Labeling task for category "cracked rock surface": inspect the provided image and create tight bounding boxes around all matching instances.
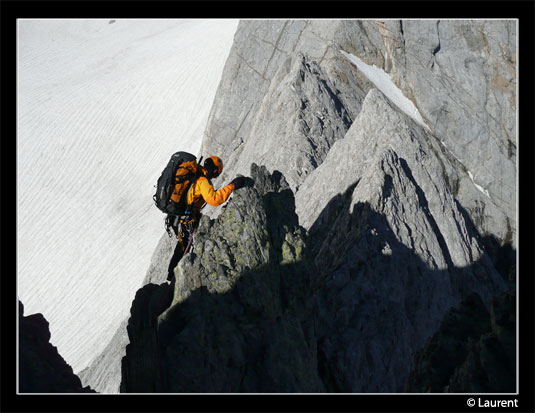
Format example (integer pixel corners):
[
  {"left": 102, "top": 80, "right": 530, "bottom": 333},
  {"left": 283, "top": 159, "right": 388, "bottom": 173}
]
[
  {"left": 300, "top": 91, "right": 506, "bottom": 392},
  {"left": 406, "top": 290, "right": 516, "bottom": 393}
]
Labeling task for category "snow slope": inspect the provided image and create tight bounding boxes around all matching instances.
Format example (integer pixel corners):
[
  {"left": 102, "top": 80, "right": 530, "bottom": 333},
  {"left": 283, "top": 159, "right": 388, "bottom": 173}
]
[{"left": 17, "top": 19, "right": 238, "bottom": 373}]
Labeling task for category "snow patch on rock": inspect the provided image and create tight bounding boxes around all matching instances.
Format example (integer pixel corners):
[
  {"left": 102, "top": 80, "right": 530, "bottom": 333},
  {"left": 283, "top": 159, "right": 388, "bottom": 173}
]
[
  {"left": 468, "top": 171, "right": 491, "bottom": 199},
  {"left": 340, "top": 50, "right": 429, "bottom": 131}
]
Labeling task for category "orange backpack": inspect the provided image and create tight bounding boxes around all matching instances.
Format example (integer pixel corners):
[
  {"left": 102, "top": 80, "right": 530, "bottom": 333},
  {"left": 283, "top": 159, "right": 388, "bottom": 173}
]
[
  {"left": 170, "top": 159, "right": 198, "bottom": 204},
  {"left": 153, "top": 152, "right": 201, "bottom": 216}
]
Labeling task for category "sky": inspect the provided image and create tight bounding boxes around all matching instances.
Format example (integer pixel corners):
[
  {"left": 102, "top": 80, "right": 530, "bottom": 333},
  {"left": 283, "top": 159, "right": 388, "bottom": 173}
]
[{"left": 17, "top": 18, "right": 239, "bottom": 373}]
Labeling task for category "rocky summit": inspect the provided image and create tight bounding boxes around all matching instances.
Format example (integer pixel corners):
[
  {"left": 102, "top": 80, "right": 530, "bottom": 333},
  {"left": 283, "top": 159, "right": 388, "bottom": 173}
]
[{"left": 81, "top": 19, "right": 516, "bottom": 393}]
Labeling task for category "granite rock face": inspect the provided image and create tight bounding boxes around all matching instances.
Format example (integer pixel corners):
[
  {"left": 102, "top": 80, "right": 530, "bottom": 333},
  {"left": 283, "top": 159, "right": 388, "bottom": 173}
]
[
  {"left": 218, "top": 52, "right": 354, "bottom": 193},
  {"left": 120, "top": 282, "right": 172, "bottom": 393},
  {"left": 197, "top": 19, "right": 514, "bottom": 393},
  {"left": 201, "top": 20, "right": 371, "bottom": 207},
  {"left": 18, "top": 301, "right": 95, "bottom": 393},
  {"left": 89, "top": 20, "right": 516, "bottom": 393},
  {"left": 354, "top": 20, "right": 516, "bottom": 249},
  {"left": 78, "top": 318, "right": 128, "bottom": 393},
  {"left": 202, "top": 20, "right": 516, "bottom": 253},
  {"left": 119, "top": 163, "right": 508, "bottom": 392}
]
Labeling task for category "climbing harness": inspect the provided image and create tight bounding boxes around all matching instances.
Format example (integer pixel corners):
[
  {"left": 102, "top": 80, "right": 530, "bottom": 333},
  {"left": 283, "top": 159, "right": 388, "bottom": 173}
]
[{"left": 165, "top": 187, "right": 196, "bottom": 237}]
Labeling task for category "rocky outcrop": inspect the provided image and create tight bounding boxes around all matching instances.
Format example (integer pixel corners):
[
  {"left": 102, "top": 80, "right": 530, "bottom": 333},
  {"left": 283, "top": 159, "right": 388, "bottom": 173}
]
[
  {"left": 78, "top": 318, "right": 128, "bottom": 394},
  {"left": 18, "top": 301, "right": 95, "bottom": 393},
  {"left": 298, "top": 88, "right": 507, "bottom": 297},
  {"left": 360, "top": 20, "right": 516, "bottom": 247},
  {"left": 120, "top": 282, "right": 172, "bottom": 392},
  {"left": 202, "top": 20, "right": 369, "bottom": 197},
  {"left": 216, "top": 52, "right": 354, "bottom": 193},
  {"left": 406, "top": 291, "right": 516, "bottom": 393},
  {"left": 121, "top": 166, "right": 325, "bottom": 392},
  {"left": 196, "top": 21, "right": 516, "bottom": 392}
]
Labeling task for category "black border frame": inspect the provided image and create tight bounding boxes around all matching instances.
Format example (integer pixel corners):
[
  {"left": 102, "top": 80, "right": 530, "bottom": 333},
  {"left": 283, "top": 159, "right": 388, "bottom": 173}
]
[{"left": 2, "top": 1, "right": 533, "bottom": 412}]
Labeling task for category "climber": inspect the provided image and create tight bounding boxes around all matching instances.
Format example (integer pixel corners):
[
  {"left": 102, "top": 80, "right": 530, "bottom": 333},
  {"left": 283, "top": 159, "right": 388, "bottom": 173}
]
[{"left": 166, "top": 156, "right": 246, "bottom": 281}]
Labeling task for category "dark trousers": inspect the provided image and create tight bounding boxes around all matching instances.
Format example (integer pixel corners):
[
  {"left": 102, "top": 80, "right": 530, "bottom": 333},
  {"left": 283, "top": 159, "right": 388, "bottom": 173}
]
[{"left": 167, "top": 220, "right": 193, "bottom": 281}]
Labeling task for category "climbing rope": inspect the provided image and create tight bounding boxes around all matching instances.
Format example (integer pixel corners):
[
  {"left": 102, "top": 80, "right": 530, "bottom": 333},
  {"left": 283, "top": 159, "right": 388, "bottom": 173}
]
[{"left": 183, "top": 223, "right": 198, "bottom": 255}]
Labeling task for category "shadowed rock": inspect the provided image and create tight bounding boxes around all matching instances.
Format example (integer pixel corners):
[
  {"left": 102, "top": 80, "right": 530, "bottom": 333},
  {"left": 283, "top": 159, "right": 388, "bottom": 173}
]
[
  {"left": 18, "top": 301, "right": 95, "bottom": 393},
  {"left": 406, "top": 290, "right": 516, "bottom": 393}
]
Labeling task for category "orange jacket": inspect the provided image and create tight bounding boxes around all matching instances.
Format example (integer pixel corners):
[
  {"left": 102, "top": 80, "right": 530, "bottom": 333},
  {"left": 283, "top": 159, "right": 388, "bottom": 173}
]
[{"left": 186, "top": 168, "right": 235, "bottom": 212}]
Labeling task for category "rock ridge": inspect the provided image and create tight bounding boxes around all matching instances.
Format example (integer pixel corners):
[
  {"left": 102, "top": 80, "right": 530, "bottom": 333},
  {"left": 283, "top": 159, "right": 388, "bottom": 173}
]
[
  {"left": 121, "top": 165, "right": 324, "bottom": 392},
  {"left": 119, "top": 164, "right": 510, "bottom": 393},
  {"left": 203, "top": 19, "right": 516, "bottom": 252},
  {"left": 406, "top": 290, "right": 516, "bottom": 393}
]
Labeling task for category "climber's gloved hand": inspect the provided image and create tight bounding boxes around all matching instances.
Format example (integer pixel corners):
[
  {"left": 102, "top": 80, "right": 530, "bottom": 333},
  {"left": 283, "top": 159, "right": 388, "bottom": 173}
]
[{"left": 231, "top": 176, "right": 246, "bottom": 190}]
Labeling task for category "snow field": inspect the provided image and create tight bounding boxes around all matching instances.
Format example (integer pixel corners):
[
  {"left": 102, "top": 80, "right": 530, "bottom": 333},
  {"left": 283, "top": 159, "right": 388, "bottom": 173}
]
[{"left": 17, "top": 19, "right": 238, "bottom": 373}]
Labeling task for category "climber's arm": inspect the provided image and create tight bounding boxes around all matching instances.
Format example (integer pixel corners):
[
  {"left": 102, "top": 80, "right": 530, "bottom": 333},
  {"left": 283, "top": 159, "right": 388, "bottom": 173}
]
[{"left": 197, "top": 177, "right": 235, "bottom": 207}]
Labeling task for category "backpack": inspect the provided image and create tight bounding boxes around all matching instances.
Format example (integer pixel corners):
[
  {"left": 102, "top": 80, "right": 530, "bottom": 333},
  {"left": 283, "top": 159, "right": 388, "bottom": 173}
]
[{"left": 153, "top": 151, "right": 201, "bottom": 217}]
